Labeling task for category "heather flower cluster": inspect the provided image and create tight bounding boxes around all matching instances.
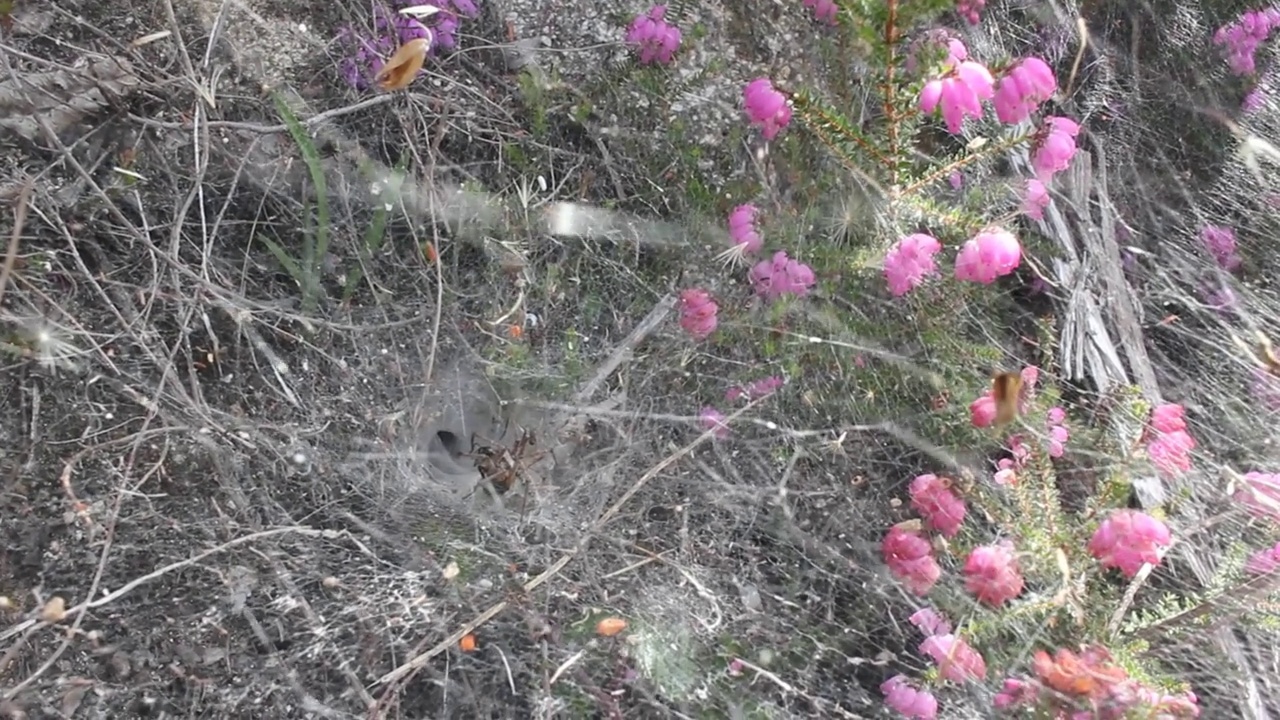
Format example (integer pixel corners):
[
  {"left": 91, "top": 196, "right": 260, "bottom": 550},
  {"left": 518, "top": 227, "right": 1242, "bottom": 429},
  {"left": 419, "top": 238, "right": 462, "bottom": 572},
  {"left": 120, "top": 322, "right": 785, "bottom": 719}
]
[
  {"left": 963, "top": 542, "right": 1025, "bottom": 606},
  {"left": 1087, "top": 509, "right": 1173, "bottom": 578},
  {"left": 1044, "top": 406, "right": 1069, "bottom": 457},
  {"left": 625, "top": 5, "right": 682, "bottom": 66},
  {"left": 749, "top": 251, "right": 816, "bottom": 300},
  {"left": 678, "top": 289, "right": 718, "bottom": 340},
  {"left": 881, "top": 38, "right": 1082, "bottom": 297},
  {"left": 883, "top": 233, "right": 941, "bottom": 297},
  {"left": 336, "top": 0, "right": 477, "bottom": 90},
  {"left": 909, "top": 474, "right": 966, "bottom": 538},
  {"left": 725, "top": 203, "right": 764, "bottom": 260},
  {"left": 882, "top": 524, "right": 942, "bottom": 596},
  {"left": 743, "top": 78, "right": 792, "bottom": 140},
  {"left": 954, "top": 0, "right": 985, "bottom": 26},
  {"left": 995, "top": 646, "right": 1199, "bottom": 718},
  {"left": 953, "top": 227, "right": 1022, "bottom": 284},
  {"left": 881, "top": 607, "right": 991, "bottom": 717},
  {"left": 1213, "top": 7, "right": 1280, "bottom": 76},
  {"left": 881, "top": 674, "right": 938, "bottom": 720},
  {"left": 1146, "top": 403, "right": 1196, "bottom": 476}
]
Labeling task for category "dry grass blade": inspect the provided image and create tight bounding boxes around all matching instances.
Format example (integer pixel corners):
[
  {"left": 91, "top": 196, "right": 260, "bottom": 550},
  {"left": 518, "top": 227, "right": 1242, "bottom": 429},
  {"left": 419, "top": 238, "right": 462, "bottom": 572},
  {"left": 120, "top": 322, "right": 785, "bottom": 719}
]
[
  {"left": 0, "top": 177, "right": 31, "bottom": 307},
  {"left": 375, "top": 38, "right": 430, "bottom": 92}
]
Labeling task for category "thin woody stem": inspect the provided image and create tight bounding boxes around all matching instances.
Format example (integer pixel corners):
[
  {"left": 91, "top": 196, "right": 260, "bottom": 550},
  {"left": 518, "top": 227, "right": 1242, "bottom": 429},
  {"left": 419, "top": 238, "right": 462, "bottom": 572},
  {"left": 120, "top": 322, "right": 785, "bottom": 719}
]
[
  {"left": 897, "top": 131, "right": 1034, "bottom": 199},
  {"left": 882, "top": 0, "right": 900, "bottom": 185}
]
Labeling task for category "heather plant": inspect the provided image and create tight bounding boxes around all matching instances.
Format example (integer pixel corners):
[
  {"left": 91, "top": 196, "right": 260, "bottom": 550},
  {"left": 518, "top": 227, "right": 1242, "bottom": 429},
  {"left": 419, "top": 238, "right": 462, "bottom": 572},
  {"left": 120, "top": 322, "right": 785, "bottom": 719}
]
[{"left": 646, "top": 1, "right": 1280, "bottom": 717}]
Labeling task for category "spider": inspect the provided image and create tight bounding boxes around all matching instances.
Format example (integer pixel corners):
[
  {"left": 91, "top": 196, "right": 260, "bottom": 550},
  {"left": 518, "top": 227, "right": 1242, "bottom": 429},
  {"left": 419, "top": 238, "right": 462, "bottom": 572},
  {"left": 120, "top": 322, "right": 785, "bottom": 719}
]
[{"left": 460, "top": 424, "right": 543, "bottom": 520}]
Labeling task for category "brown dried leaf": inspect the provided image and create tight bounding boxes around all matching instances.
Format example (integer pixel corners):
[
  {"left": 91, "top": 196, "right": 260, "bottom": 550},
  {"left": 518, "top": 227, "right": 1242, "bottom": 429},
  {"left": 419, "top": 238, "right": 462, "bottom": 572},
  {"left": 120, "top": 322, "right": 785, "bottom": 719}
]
[{"left": 375, "top": 39, "right": 429, "bottom": 92}]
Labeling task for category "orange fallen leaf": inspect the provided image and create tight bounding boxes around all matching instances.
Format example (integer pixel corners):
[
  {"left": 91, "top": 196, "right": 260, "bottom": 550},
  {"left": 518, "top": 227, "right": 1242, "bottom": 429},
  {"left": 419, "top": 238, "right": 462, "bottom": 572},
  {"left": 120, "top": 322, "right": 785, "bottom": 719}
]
[
  {"left": 375, "top": 38, "right": 430, "bottom": 91},
  {"left": 423, "top": 241, "right": 438, "bottom": 263},
  {"left": 508, "top": 324, "right": 523, "bottom": 339},
  {"left": 459, "top": 633, "right": 477, "bottom": 652},
  {"left": 596, "top": 617, "right": 627, "bottom": 637}
]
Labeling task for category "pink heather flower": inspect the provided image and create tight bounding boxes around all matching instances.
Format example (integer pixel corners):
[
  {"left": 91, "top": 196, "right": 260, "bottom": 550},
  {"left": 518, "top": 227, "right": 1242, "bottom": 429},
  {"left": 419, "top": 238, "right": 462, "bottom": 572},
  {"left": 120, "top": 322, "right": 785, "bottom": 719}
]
[
  {"left": 963, "top": 543, "right": 1025, "bottom": 606},
  {"left": 1151, "top": 403, "right": 1187, "bottom": 433},
  {"left": 726, "top": 375, "right": 785, "bottom": 402},
  {"left": 802, "top": 0, "right": 837, "bottom": 25},
  {"left": 882, "top": 526, "right": 941, "bottom": 596},
  {"left": 920, "top": 59, "right": 995, "bottom": 134},
  {"left": 1031, "top": 116, "right": 1080, "bottom": 182},
  {"left": 678, "top": 288, "right": 718, "bottom": 340},
  {"left": 749, "top": 250, "right": 815, "bottom": 300},
  {"left": 727, "top": 203, "right": 764, "bottom": 255},
  {"left": 954, "top": 227, "right": 1022, "bottom": 284},
  {"left": 698, "top": 407, "right": 729, "bottom": 439},
  {"left": 1133, "top": 687, "right": 1201, "bottom": 718},
  {"left": 954, "top": 0, "right": 985, "bottom": 25},
  {"left": 1020, "top": 365, "right": 1040, "bottom": 390},
  {"left": 993, "top": 677, "right": 1036, "bottom": 710},
  {"left": 1234, "top": 471, "right": 1280, "bottom": 521},
  {"left": 1046, "top": 407, "right": 1069, "bottom": 458},
  {"left": 949, "top": 171, "right": 964, "bottom": 189},
  {"left": 920, "top": 634, "right": 987, "bottom": 683},
  {"left": 880, "top": 674, "right": 938, "bottom": 720},
  {"left": 1146, "top": 403, "right": 1195, "bottom": 476},
  {"left": 1088, "top": 509, "right": 1172, "bottom": 578},
  {"left": 993, "top": 467, "right": 1017, "bottom": 486},
  {"left": 970, "top": 394, "right": 997, "bottom": 428},
  {"left": 884, "top": 233, "right": 942, "bottom": 297},
  {"left": 993, "top": 57, "right": 1057, "bottom": 124},
  {"left": 1214, "top": 9, "right": 1280, "bottom": 76},
  {"left": 1200, "top": 224, "right": 1242, "bottom": 271},
  {"left": 743, "top": 78, "right": 791, "bottom": 140},
  {"left": 1148, "top": 430, "right": 1195, "bottom": 475},
  {"left": 908, "top": 607, "right": 951, "bottom": 636},
  {"left": 625, "top": 5, "right": 682, "bottom": 66},
  {"left": 1022, "top": 178, "right": 1050, "bottom": 219},
  {"left": 909, "top": 474, "right": 966, "bottom": 538},
  {"left": 1245, "top": 542, "right": 1280, "bottom": 575}
]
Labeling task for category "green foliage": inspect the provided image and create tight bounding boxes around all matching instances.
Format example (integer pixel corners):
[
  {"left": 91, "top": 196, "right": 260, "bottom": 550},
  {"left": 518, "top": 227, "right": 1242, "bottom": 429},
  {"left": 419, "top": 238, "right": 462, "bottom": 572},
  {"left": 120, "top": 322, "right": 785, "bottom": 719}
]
[
  {"left": 343, "top": 150, "right": 408, "bottom": 303},
  {"left": 261, "top": 96, "right": 331, "bottom": 314}
]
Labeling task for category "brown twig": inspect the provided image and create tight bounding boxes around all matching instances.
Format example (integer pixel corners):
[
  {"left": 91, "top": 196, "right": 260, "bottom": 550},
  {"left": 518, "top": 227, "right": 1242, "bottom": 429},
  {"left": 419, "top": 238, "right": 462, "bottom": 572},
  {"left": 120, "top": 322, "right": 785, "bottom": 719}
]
[{"left": 0, "top": 177, "right": 32, "bottom": 308}]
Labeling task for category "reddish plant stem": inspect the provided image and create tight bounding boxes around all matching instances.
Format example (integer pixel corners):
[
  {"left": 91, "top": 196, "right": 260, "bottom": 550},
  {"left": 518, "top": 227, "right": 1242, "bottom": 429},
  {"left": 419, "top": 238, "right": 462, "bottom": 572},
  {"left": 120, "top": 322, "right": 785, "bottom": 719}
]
[{"left": 882, "top": 0, "right": 900, "bottom": 183}]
